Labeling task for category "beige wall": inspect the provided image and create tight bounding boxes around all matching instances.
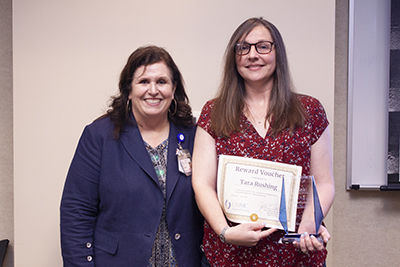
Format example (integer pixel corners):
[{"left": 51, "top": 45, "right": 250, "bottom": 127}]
[
  {"left": 10, "top": 0, "right": 397, "bottom": 266},
  {"left": 12, "top": 1, "right": 334, "bottom": 266},
  {"left": 0, "top": 0, "right": 14, "bottom": 267},
  {"left": 333, "top": 1, "right": 400, "bottom": 266}
]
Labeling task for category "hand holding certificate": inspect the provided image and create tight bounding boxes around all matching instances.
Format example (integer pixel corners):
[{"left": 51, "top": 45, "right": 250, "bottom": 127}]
[
  {"left": 217, "top": 155, "right": 302, "bottom": 232},
  {"left": 217, "top": 155, "right": 325, "bottom": 246}
]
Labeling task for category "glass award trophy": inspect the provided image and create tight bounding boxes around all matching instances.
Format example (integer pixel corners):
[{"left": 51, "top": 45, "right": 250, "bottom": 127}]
[{"left": 278, "top": 175, "right": 324, "bottom": 244}]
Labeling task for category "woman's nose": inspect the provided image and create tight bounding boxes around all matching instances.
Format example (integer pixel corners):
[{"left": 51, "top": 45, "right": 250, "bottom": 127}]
[
  {"left": 148, "top": 82, "right": 158, "bottom": 94},
  {"left": 248, "top": 46, "right": 259, "bottom": 58}
]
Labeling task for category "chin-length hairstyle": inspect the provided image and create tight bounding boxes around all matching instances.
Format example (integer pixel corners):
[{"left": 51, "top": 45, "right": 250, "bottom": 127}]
[
  {"left": 99, "top": 45, "right": 193, "bottom": 139},
  {"left": 211, "top": 17, "right": 307, "bottom": 138}
]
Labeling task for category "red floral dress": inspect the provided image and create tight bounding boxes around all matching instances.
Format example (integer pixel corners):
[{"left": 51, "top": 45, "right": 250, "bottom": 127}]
[{"left": 197, "top": 95, "right": 329, "bottom": 267}]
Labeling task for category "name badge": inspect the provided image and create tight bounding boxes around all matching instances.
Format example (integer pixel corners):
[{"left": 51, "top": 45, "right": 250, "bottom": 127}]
[{"left": 176, "top": 133, "right": 192, "bottom": 176}]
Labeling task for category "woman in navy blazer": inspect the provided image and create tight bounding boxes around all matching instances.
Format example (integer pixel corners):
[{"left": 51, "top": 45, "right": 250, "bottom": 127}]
[{"left": 60, "top": 46, "right": 204, "bottom": 266}]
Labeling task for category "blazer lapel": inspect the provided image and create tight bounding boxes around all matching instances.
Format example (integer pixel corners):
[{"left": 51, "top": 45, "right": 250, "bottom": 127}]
[
  {"left": 119, "top": 122, "right": 159, "bottom": 185},
  {"left": 119, "top": 118, "right": 192, "bottom": 198},
  {"left": 166, "top": 124, "right": 190, "bottom": 202}
]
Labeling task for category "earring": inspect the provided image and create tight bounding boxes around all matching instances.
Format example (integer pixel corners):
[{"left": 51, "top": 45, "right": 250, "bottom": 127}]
[
  {"left": 169, "top": 99, "right": 177, "bottom": 116},
  {"left": 126, "top": 99, "right": 131, "bottom": 115}
]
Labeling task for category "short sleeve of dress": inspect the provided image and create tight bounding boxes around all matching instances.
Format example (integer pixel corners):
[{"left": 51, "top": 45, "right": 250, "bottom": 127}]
[
  {"left": 196, "top": 100, "right": 216, "bottom": 139},
  {"left": 300, "top": 95, "right": 329, "bottom": 145}
]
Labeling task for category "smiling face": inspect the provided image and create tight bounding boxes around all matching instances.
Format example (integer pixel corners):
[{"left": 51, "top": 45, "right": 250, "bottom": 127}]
[
  {"left": 129, "top": 61, "right": 175, "bottom": 124},
  {"left": 235, "top": 25, "right": 276, "bottom": 89}
]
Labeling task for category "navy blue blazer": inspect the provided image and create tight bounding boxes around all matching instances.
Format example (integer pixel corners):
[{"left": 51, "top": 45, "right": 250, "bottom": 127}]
[{"left": 60, "top": 116, "right": 204, "bottom": 266}]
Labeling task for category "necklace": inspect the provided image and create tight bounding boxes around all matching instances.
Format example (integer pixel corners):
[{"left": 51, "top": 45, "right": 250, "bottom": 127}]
[{"left": 246, "top": 106, "right": 266, "bottom": 124}]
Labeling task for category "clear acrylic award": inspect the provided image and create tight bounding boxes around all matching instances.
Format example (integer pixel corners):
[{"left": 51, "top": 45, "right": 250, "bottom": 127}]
[{"left": 278, "top": 175, "right": 324, "bottom": 244}]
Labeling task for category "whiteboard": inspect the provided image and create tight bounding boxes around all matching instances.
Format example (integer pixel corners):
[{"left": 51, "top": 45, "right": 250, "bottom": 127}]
[{"left": 347, "top": 0, "right": 390, "bottom": 189}]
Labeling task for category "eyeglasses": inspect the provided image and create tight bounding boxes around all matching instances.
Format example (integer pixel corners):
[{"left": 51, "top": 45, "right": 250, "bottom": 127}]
[{"left": 234, "top": 41, "right": 275, "bottom": 55}]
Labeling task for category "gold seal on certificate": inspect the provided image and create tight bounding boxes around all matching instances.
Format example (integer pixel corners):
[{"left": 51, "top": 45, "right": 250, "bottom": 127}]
[{"left": 217, "top": 155, "right": 302, "bottom": 232}]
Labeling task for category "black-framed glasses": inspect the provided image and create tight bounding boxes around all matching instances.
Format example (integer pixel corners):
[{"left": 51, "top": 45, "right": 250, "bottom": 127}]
[{"left": 234, "top": 41, "right": 275, "bottom": 55}]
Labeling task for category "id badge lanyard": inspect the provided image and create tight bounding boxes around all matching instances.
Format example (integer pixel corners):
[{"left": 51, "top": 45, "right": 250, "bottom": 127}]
[{"left": 176, "top": 133, "right": 192, "bottom": 176}]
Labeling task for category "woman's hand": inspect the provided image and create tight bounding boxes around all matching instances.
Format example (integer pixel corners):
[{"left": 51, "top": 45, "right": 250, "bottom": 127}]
[
  {"left": 224, "top": 223, "right": 277, "bottom": 247},
  {"left": 293, "top": 225, "right": 330, "bottom": 253}
]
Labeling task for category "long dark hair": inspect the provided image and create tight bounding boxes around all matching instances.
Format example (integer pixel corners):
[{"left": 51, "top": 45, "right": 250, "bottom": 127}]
[
  {"left": 211, "top": 17, "right": 307, "bottom": 138},
  {"left": 98, "top": 45, "right": 193, "bottom": 139}
]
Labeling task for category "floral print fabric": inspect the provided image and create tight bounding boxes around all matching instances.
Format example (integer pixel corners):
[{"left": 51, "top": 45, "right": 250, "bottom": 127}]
[
  {"left": 197, "top": 95, "right": 329, "bottom": 266},
  {"left": 145, "top": 139, "right": 178, "bottom": 267}
]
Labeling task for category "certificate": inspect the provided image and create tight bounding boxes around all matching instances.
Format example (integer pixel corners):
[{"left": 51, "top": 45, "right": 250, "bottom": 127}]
[{"left": 217, "top": 155, "right": 302, "bottom": 232}]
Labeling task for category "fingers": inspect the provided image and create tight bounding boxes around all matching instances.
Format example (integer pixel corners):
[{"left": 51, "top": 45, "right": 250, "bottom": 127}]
[
  {"left": 311, "top": 235, "right": 324, "bottom": 250},
  {"left": 292, "top": 225, "right": 331, "bottom": 253},
  {"left": 300, "top": 232, "right": 314, "bottom": 253},
  {"left": 319, "top": 227, "right": 331, "bottom": 243},
  {"left": 260, "top": 227, "right": 278, "bottom": 239},
  {"left": 248, "top": 222, "right": 267, "bottom": 231},
  {"left": 295, "top": 232, "right": 326, "bottom": 253},
  {"left": 224, "top": 223, "right": 276, "bottom": 247},
  {"left": 249, "top": 223, "right": 277, "bottom": 240}
]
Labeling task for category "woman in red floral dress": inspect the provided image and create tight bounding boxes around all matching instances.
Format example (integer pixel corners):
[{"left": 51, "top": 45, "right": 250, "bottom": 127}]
[{"left": 192, "top": 17, "right": 335, "bottom": 267}]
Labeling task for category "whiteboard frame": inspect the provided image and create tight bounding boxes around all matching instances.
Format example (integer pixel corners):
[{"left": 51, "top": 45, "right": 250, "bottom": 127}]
[{"left": 347, "top": 0, "right": 390, "bottom": 189}]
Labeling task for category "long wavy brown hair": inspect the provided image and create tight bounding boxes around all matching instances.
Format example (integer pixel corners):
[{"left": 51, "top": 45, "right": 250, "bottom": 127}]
[
  {"left": 98, "top": 45, "right": 193, "bottom": 139},
  {"left": 211, "top": 17, "right": 307, "bottom": 138}
]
